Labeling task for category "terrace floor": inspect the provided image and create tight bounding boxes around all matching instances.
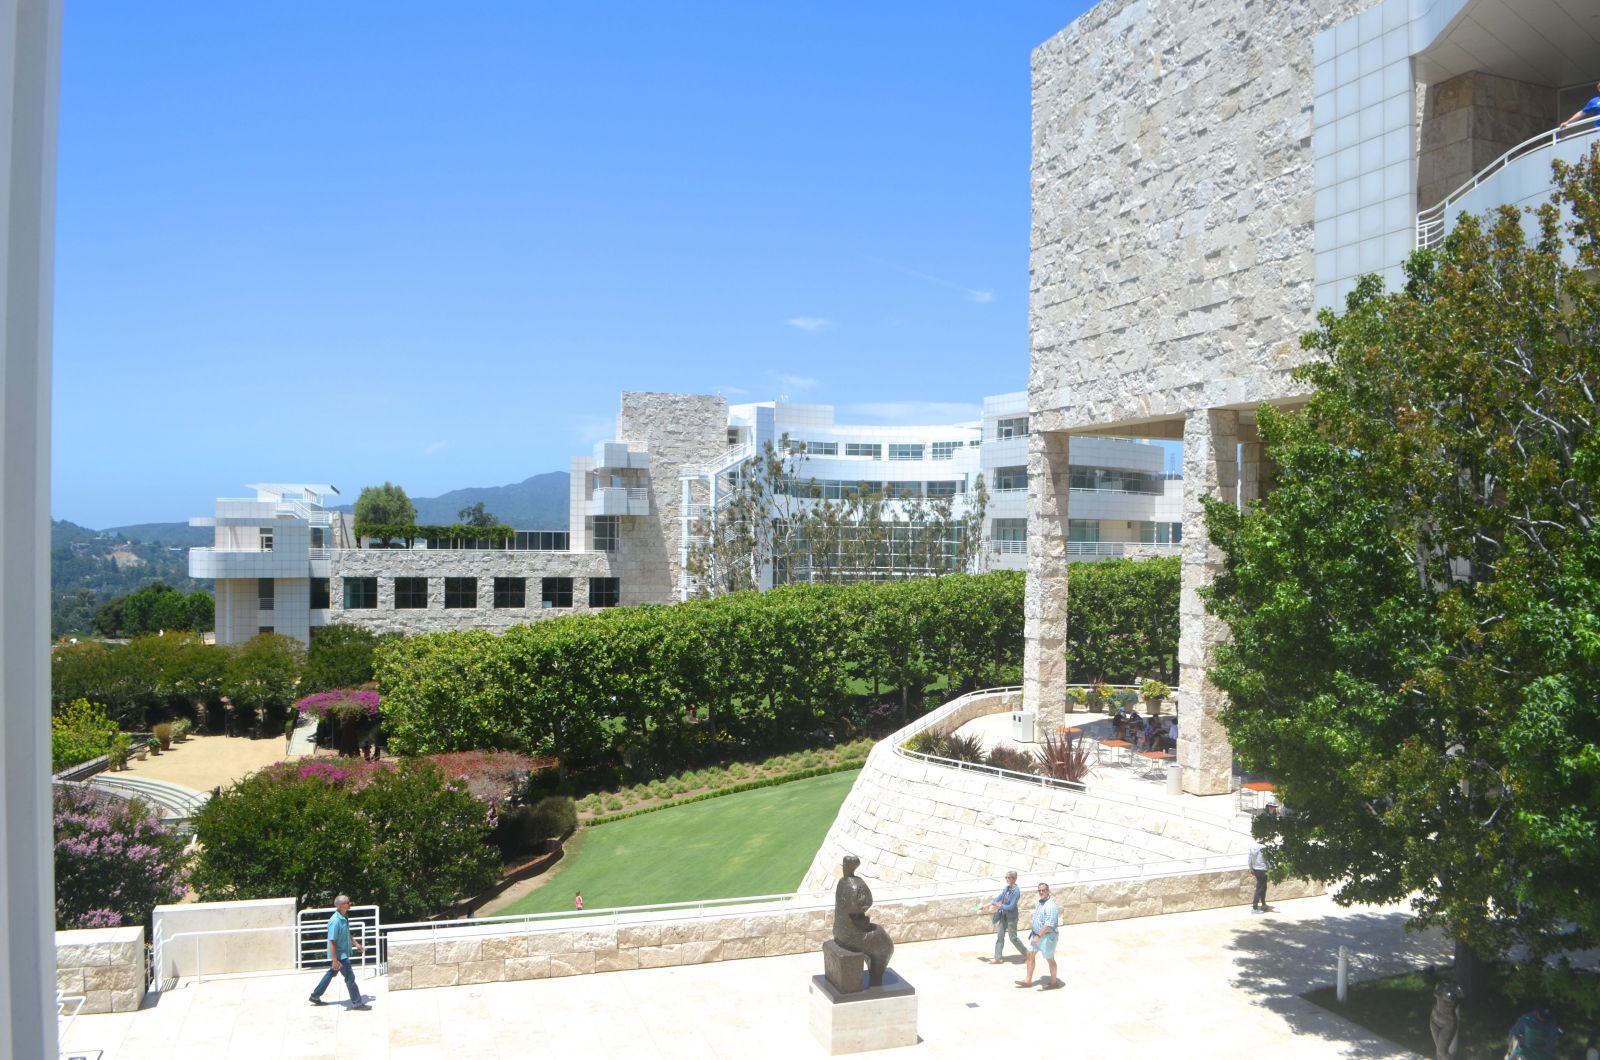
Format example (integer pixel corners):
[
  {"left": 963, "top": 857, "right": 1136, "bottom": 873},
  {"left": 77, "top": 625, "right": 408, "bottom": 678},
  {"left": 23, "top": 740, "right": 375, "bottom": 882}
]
[{"left": 63, "top": 893, "right": 1446, "bottom": 1059}]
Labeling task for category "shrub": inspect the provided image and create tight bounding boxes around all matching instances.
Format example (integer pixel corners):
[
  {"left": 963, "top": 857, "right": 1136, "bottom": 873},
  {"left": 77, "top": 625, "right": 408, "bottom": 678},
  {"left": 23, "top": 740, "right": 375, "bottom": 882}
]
[
  {"left": 728, "top": 762, "right": 749, "bottom": 779},
  {"left": 54, "top": 785, "right": 189, "bottom": 929},
  {"left": 192, "top": 760, "right": 498, "bottom": 921},
  {"left": 903, "top": 730, "right": 948, "bottom": 757},
  {"left": 295, "top": 688, "right": 381, "bottom": 722},
  {"left": 50, "top": 699, "right": 120, "bottom": 772},
  {"left": 603, "top": 795, "right": 623, "bottom": 811},
  {"left": 152, "top": 722, "right": 173, "bottom": 746},
  {"left": 1033, "top": 732, "right": 1094, "bottom": 784},
  {"left": 986, "top": 745, "right": 1037, "bottom": 774},
  {"left": 942, "top": 734, "right": 986, "bottom": 763}
]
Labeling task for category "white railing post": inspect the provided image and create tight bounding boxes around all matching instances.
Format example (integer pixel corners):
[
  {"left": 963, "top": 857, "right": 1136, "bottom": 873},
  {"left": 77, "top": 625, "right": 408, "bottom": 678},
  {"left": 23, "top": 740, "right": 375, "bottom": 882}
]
[{"left": 1336, "top": 945, "right": 1349, "bottom": 1003}]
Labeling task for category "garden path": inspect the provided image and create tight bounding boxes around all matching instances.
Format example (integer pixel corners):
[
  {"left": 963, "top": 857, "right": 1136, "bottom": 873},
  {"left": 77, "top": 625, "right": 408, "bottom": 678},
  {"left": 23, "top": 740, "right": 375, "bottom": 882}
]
[{"left": 116, "top": 732, "right": 296, "bottom": 793}]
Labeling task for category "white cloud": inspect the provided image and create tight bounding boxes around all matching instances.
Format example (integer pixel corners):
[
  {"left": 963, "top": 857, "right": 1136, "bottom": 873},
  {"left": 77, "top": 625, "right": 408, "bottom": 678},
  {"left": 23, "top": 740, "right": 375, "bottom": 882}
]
[
  {"left": 846, "top": 400, "right": 983, "bottom": 425},
  {"left": 785, "top": 316, "right": 832, "bottom": 333},
  {"left": 717, "top": 385, "right": 749, "bottom": 397},
  {"left": 872, "top": 258, "right": 995, "bottom": 305}
]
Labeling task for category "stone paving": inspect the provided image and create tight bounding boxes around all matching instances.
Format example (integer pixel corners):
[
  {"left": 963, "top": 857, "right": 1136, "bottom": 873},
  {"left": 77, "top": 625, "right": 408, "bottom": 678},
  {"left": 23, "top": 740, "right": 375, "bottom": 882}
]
[{"left": 63, "top": 894, "right": 1447, "bottom": 1059}]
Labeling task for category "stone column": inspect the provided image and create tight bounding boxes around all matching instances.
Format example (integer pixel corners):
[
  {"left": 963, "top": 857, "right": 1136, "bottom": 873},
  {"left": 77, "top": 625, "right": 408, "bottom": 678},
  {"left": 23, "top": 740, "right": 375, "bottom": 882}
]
[
  {"left": 1238, "top": 440, "right": 1275, "bottom": 506},
  {"left": 1022, "top": 429, "right": 1071, "bottom": 731},
  {"left": 1, "top": 2, "right": 63, "bottom": 1056},
  {"left": 1176, "top": 410, "right": 1238, "bottom": 796}
]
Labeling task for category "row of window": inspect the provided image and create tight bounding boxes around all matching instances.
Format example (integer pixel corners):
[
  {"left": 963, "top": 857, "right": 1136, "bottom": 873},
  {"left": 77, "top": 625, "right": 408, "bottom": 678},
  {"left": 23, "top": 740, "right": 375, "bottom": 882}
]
[
  {"left": 990, "top": 464, "right": 1171, "bottom": 495},
  {"left": 785, "top": 440, "right": 976, "bottom": 461},
  {"left": 990, "top": 519, "right": 1180, "bottom": 545},
  {"left": 337, "top": 576, "right": 620, "bottom": 610},
  {"left": 776, "top": 477, "right": 969, "bottom": 500}
]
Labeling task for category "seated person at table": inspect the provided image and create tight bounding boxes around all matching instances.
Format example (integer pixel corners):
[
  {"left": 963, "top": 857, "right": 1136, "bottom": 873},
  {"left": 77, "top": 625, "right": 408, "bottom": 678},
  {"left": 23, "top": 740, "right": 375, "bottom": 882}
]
[
  {"left": 1138, "top": 718, "right": 1156, "bottom": 750},
  {"left": 1161, "top": 720, "right": 1178, "bottom": 752}
]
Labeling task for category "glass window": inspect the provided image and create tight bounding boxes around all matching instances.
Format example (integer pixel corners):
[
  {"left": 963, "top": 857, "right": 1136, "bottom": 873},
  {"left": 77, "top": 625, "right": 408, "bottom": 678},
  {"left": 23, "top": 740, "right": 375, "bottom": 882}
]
[
  {"left": 887, "top": 481, "right": 921, "bottom": 499},
  {"left": 342, "top": 577, "right": 377, "bottom": 609},
  {"left": 593, "top": 516, "right": 619, "bottom": 553},
  {"left": 444, "top": 577, "right": 477, "bottom": 609},
  {"left": 494, "top": 577, "right": 526, "bottom": 608},
  {"left": 260, "top": 529, "right": 273, "bottom": 552},
  {"left": 588, "top": 577, "right": 620, "bottom": 608},
  {"left": 394, "top": 577, "right": 428, "bottom": 609},
  {"left": 258, "top": 626, "right": 274, "bottom": 636},
  {"left": 310, "top": 577, "right": 330, "bottom": 610},
  {"left": 888, "top": 443, "right": 923, "bottom": 461},
  {"left": 844, "top": 443, "right": 881, "bottom": 459},
  {"left": 995, "top": 416, "right": 1029, "bottom": 439},
  {"left": 925, "top": 480, "right": 961, "bottom": 497},
  {"left": 1069, "top": 466, "right": 1165, "bottom": 494},
  {"left": 931, "top": 441, "right": 962, "bottom": 461},
  {"left": 808, "top": 441, "right": 838, "bottom": 456},
  {"left": 541, "top": 577, "right": 573, "bottom": 608},
  {"left": 994, "top": 466, "right": 1027, "bottom": 491},
  {"left": 993, "top": 518, "right": 1027, "bottom": 543},
  {"left": 310, "top": 527, "right": 326, "bottom": 550},
  {"left": 257, "top": 577, "right": 275, "bottom": 611},
  {"left": 1068, "top": 520, "right": 1100, "bottom": 543}
]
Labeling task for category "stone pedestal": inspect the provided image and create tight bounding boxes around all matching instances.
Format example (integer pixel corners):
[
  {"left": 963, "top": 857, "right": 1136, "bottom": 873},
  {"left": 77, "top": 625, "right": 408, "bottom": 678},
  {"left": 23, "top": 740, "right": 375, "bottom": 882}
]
[
  {"left": 1023, "top": 429, "right": 1072, "bottom": 731},
  {"left": 809, "top": 970, "right": 917, "bottom": 1055}
]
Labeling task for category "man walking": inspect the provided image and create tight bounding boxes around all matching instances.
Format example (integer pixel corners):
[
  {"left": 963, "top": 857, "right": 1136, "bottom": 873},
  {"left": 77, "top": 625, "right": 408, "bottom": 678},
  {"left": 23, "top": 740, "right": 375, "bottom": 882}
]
[
  {"left": 984, "top": 870, "right": 1025, "bottom": 964},
  {"left": 309, "top": 894, "right": 368, "bottom": 1009},
  {"left": 1248, "top": 840, "right": 1271, "bottom": 912},
  {"left": 1015, "top": 882, "right": 1061, "bottom": 990}
]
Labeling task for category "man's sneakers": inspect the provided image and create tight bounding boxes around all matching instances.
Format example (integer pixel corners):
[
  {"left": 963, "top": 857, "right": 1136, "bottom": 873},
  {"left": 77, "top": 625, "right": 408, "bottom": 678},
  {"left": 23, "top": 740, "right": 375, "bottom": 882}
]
[
  {"left": 308, "top": 996, "right": 327, "bottom": 1006},
  {"left": 309, "top": 995, "right": 371, "bottom": 1011},
  {"left": 351, "top": 1003, "right": 372, "bottom": 1011}
]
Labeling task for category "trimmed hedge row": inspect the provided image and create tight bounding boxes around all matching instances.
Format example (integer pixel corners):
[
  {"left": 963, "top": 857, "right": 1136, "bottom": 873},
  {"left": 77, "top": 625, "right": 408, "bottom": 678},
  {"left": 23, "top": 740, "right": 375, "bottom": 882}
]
[{"left": 585, "top": 762, "right": 865, "bottom": 827}]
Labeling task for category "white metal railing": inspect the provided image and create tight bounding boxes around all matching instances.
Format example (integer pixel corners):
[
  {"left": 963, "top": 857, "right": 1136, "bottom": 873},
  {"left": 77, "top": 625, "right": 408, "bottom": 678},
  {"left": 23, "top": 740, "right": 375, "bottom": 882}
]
[
  {"left": 885, "top": 685, "right": 1242, "bottom": 834},
  {"left": 1416, "top": 122, "right": 1600, "bottom": 249},
  {"left": 993, "top": 539, "right": 1026, "bottom": 555},
  {"left": 1062, "top": 541, "right": 1181, "bottom": 557},
  {"left": 626, "top": 487, "right": 650, "bottom": 502},
  {"left": 56, "top": 990, "right": 84, "bottom": 1040},
  {"left": 149, "top": 916, "right": 380, "bottom": 993}
]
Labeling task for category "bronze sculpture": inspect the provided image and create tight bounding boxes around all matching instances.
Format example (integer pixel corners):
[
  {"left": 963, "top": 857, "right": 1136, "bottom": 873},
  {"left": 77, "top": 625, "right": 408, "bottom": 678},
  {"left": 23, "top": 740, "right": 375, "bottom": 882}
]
[{"left": 832, "top": 854, "right": 894, "bottom": 987}]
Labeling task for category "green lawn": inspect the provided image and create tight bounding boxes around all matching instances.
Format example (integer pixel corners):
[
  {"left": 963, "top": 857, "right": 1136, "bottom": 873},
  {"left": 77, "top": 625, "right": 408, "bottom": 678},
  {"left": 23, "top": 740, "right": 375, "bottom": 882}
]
[{"left": 499, "top": 769, "right": 860, "bottom": 915}]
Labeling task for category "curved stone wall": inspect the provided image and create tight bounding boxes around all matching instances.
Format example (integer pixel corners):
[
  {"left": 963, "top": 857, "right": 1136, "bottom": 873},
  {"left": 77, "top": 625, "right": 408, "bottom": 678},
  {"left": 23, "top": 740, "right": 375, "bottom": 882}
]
[{"left": 799, "top": 690, "right": 1250, "bottom": 892}]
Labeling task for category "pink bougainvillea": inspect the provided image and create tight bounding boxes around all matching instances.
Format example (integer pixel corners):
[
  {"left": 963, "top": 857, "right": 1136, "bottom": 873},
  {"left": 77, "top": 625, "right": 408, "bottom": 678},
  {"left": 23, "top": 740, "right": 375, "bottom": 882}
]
[
  {"left": 294, "top": 689, "right": 381, "bottom": 720},
  {"left": 53, "top": 784, "right": 189, "bottom": 930}
]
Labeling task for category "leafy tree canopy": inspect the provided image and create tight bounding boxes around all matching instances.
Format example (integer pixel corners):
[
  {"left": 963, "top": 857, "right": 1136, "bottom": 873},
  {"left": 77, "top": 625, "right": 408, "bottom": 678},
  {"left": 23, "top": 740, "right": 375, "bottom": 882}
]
[
  {"left": 457, "top": 501, "right": 497, "bottom": 529},
  {"left": 353, "top": 482, "right": 416, "bottom": 527},
  {"left": 1203, "top": 151, "right": 1600, "bottom": 1009}
]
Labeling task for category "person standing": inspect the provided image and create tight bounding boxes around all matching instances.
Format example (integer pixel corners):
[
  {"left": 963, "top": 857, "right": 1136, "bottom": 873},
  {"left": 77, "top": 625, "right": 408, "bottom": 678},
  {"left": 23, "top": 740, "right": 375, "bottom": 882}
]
[
  {"left": 1248, "top": 840, "right": 1271, "bottom": 912},
  {"left": 1015, "top": 882, "right": 1061, "bottom": 989},
  {"left": 574, "top": 891, "right": 584, "bottom": 911},
  {"left": 1560, "top": 82, "right": 1600, "bottom": 132},
  {"left": 1507, "top": 1002, "right": 1561, "bottom": 1059},
  {"left": 308, "top": 894, "right": 368, "bottom": 1010},
  {"left": 984, "top": 871, "right": 1025, "bottom": 964}
]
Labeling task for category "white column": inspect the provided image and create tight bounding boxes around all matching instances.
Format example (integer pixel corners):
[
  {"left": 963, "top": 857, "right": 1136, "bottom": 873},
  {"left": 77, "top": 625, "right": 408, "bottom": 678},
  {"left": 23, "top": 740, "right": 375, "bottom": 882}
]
[
  {"left": 1022, "top": 429, "right": 1070, "bottom": 730},
  {"left": 0, "top": 1, "right": 63, "bottom": 1056},
  {"left": 1176, "top": 409, "right": 1239, "bottom": 796}
]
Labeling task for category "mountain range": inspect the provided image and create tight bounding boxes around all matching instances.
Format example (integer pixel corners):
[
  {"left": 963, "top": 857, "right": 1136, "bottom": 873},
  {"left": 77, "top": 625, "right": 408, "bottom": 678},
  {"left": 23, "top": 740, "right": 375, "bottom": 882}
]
[{"left": 334, "top": 471, "right": 570, "bottom": 530}]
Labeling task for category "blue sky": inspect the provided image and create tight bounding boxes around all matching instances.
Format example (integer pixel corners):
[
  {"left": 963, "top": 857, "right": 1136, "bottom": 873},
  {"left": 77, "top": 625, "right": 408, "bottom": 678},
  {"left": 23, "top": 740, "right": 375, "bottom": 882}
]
[{"left": 53, "top": 2, "right": 1094, "bottom": 527}]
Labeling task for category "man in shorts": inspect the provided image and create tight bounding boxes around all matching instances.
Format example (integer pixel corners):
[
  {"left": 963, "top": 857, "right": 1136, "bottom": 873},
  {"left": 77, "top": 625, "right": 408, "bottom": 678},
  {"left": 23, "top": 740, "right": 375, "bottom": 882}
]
[{"left": 1015, "top": 881, "right": 1061, "bottom": 989}]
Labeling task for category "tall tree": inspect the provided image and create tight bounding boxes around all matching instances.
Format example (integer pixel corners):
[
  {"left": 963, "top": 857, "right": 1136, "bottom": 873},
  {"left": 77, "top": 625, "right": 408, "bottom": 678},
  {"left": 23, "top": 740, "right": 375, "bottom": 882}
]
[
  {"left": 457, "top": 501, "right": 497, "bottom": 528},
  {"left": 353, "top": 482, "right": 417, "bottom": 527},
  {"left": 1203, "top": 151, "right": 1600, "bottom": 1007}
]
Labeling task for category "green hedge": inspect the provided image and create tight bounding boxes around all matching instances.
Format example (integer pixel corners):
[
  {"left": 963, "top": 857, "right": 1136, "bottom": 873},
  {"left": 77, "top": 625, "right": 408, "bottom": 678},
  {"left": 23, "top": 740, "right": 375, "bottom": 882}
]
[{"left": 585, "top": 763, "right": 864, "bottom": 826}]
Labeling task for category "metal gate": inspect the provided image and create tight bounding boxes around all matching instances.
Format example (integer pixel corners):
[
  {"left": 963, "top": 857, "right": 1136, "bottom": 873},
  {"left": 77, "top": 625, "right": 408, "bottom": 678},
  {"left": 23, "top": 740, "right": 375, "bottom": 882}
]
[{"left": 296, "top": 904, "right": 382, "bottom": 969}]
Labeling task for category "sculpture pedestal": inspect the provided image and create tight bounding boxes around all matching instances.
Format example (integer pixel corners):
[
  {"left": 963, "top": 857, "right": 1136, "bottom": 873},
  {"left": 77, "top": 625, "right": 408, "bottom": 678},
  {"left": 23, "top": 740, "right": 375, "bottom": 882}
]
[{"left": 809, "top": 970, "right": 917, "bottom": 1055}]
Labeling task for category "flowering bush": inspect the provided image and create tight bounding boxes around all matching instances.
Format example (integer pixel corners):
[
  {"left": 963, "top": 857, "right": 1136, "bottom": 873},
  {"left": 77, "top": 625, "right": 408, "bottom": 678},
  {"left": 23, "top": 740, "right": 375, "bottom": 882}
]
[
  {"left": 53, "top": 784, "right": 189, "bottom": 929},
  {"left": 294, "top": 688, "right": 381, "bottom": 721},
  {"left": 263, "top": 750, "right": 553, "bottom": 806}
]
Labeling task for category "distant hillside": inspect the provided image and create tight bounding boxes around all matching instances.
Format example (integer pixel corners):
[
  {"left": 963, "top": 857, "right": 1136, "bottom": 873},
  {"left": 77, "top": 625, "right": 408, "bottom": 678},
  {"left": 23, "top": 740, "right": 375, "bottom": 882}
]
[
  {"left": 50, "top": 520, "right": 209, "bottom": 637},
  {"left": 104, "top": 521, "right": 213, "bottom": 548},
  {"left": 338, "top": 472, "right": 570, "bottom": 530}
]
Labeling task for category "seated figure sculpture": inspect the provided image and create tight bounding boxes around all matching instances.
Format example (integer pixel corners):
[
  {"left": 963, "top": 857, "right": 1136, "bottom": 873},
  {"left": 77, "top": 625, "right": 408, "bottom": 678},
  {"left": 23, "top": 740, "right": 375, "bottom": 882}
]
[{"left": 832, "top": 854, "right": 894, "bottom": 986}]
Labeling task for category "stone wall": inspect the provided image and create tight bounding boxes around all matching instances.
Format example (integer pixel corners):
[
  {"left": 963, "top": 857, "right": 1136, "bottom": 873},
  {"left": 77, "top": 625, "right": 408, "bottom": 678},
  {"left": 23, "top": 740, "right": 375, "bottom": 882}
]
[
  {"left": 388, "top": 867, "right": 1322, "bottom": 991},
  {"left": 56, "top": 925, "right": 144, "bottom": 1015},
  {"left": 796, "top": 690, "right": 1248, "bottom": 893},
  {"left": 1418, "top": 71, "right": 1558, "bottom": 210},
  {"left": 327, "top": 548, "right": 615, "bottom": 636},
  {"left": 1028, "top": 0, "right": 1375, "bottom": 434}
]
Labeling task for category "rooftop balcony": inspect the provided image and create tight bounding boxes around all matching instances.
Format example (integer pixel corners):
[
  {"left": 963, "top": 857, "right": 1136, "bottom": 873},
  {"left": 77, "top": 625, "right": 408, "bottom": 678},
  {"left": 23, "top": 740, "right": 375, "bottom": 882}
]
[
  {"left": 1417, "top": 123, "right": 1600, "bottom": 249},
  {"left": 592, "top": 486, "right": 650, "bottom": 517}
]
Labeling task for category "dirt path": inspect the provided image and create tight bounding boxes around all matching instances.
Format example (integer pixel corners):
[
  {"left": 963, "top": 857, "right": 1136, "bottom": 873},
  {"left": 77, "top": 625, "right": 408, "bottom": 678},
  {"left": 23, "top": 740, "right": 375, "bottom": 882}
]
[{"left": 117, "top": 732, "right": 298, "bottom": 792}]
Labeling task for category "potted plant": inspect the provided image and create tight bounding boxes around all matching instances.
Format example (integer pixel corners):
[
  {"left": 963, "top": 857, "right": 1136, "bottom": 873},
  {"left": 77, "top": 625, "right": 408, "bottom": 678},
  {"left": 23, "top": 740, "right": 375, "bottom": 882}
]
[
  {"left": 1087, "top": 681, "right": 1113, "bottom": 712},
  {"left": 133, "top": 739, "right": 148, "bottom": 762},
  {"left": 1066, "top": 687, "right": 1089, "bottom": 714},
  {"left": 1141, "top": 679, "right": 1172, "bottom": 717},
  {"left": 172, "top": 717, "right": 192, "bottom": 743},
  {"left": 153, "top": 722, "right": 173, "bottom": 751},
  {"left": 147, "top": 736, "right": 162, "bottom": 757},
  {"left": 106, "top": 733, "right": 131, "bottom": 771}
]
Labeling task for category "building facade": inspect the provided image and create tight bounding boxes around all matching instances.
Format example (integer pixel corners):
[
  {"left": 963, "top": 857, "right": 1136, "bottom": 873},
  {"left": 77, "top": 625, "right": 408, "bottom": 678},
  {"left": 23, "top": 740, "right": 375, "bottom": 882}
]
[
  {"left": 1025, "top": 0, "right": 1600, "bottom": 794},
  {"left": 193, "top": 391, "right": 1182, "bottom": 645}
]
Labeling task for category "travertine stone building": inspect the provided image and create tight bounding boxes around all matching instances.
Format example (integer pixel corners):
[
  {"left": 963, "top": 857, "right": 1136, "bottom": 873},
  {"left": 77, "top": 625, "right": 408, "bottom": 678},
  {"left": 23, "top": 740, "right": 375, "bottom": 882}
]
[{"left": 1025, "top": 0, "right": 1600, "bottom": 794}]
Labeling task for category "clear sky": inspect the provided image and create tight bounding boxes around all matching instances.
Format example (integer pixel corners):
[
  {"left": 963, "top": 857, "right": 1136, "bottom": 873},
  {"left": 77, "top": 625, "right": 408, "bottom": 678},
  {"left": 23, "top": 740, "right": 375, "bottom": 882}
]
[{"left": 53, "top": 2, "right": 1096, "bottom": 528}]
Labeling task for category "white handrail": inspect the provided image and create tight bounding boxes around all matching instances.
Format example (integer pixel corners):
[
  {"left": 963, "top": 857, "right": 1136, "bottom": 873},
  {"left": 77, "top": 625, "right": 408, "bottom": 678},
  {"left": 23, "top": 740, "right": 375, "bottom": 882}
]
[{"left": 1416, "top": 122, "right": 1600, "bottom": 249}]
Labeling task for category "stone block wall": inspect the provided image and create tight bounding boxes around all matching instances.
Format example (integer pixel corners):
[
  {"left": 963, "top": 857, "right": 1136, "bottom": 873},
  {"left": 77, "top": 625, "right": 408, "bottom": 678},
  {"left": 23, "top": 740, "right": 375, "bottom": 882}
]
[
  {"left": 56, "top": 925, "right": 144, "bottom": 1014},
  {"left": 1418, "top": 71, "right": 1558, "bottom": 211},
  {"left": 797, "top": 690, "right": 1248, "bottom": 893},
  {"left": 151, "top": 897, "right": 297, "bottom": 983},
  {"left": 388, "top": 866, "right": 1322, "bottom": 991}
]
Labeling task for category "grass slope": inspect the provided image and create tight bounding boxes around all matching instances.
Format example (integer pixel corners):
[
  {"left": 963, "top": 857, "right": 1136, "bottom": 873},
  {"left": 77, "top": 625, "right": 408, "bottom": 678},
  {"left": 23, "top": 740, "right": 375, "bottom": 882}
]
[{"left": 500, "top": 769, "right": 859, "bottom": 915}]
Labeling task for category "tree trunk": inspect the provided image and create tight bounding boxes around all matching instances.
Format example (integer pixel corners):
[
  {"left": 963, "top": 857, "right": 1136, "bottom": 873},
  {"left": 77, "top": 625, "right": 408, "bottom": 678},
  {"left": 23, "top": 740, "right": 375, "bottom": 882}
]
[{"left": 1452, "top": 937, "right": 1492, "bottom": 1001}]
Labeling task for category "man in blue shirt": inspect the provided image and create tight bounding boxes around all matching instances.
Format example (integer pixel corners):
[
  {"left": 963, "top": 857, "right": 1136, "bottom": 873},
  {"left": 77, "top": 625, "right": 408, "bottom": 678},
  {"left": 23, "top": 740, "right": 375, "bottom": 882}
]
[
  {"left": 309, "top": 894, "right": 368, "bottom": 1009},
  {"left": 984, "top": 870, "right": 1025, "bottom": 963},
  {"left": 1561, "top": 83, "right": 1600, "bottom": 132},
  {"left": 1015, "top": 882, "right": 1062, "bottom": 989}
]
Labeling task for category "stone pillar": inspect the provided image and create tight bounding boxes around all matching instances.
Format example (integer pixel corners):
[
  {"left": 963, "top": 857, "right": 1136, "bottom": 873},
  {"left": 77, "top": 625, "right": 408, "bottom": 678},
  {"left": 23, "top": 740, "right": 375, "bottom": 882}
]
[
  {"left": 1417, "top": 72, "right": 1558, "bottom": 211},
  {"left": 1177, "top": 410, "right": 1238, "bottom": 796},
  {"left": 1238, "top": 440, "right": 1276, "bottom": 506},
  {"left": 1022, "top": 429, "right": 1071, "bottom": 731},
  {"left": 0, "top": 2, "right": 63, "bottom": 1056}
]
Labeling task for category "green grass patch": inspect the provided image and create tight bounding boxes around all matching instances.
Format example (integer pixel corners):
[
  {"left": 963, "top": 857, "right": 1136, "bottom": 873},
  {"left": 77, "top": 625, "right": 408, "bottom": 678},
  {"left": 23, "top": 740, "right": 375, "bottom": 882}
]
[
  {"left": 499, "top": 769, "right": 860, "bottom": 915},
  {"left": 1303, "top": 965, "right": 1595, "bottom": 1059}
]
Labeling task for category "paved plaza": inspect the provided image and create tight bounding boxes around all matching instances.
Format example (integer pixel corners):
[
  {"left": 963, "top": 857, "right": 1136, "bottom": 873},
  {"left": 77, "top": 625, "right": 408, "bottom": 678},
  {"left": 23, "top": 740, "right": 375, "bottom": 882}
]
[{"left": 64, "top": 894, "right": 1447, "bottom": 1059}]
